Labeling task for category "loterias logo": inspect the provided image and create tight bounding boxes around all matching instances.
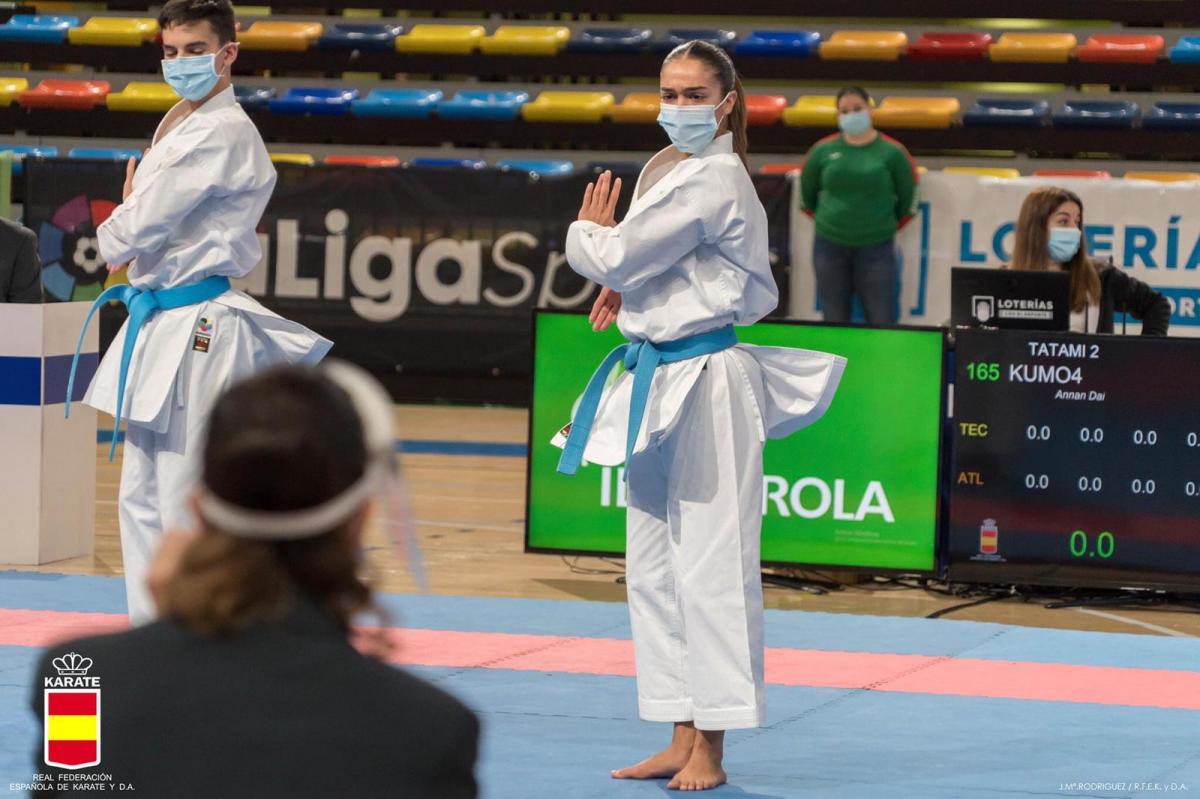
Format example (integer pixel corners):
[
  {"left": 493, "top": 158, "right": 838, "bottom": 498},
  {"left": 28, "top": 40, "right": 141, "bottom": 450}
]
[{"left": 43, "top": 653, "right": 101, "bottom": 769}]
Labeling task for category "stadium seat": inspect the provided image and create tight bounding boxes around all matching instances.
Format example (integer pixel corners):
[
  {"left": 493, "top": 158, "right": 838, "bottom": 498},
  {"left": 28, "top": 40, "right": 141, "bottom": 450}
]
[
  {"left": 106, "top": 82, "right": 178, "bottom": 112},
  {"left": 908, "top": 32, "right": 992, "bottom": 60},
  {"left": 408, "top": 157, "right": 487, "bottom": 169},
  {"left": 782, "top": 95, "right": 838, "bottom": 127},
  {"left": 962, "top": 98, "right": 1051, "bottom": 127},
  {"left": 872, "top": 96, "right": 960, "bottom": 128},
  {"left": 608, "top": 92, "right": 659, "bottom": 124},
  {"left": 68, "top": 147, "right": 142, "bottom": 160},
  {"left": 323, "top": 155, "right": 401, "bottom": 167},
  {"left": 989, "top": 33, "right": 1077, "bottom": 63},
  {"left": 497, "top": 159, "right": 575, "bottom": 176},
  {"left": 480, "top": 26, "right": 570, "bottom": 55},
  {"left": 653, "top": 29, "right": 737, "bottom": 54},
  {"left": 1168, "top": 36, "right": 1200, "bottom": 64},
  {"left": 395, "top": 24, "right": 485, "bottom": 55},
  {"left": 437, "top": 90, "right": 529, "bottom": 121},
  {"left": 943, "top": 166, "right": 1021, "bottom": 178},
  {"left": 584, "top": 161, "right": 643, "bottom": 174},
  {"left": 819, "top": 31, "right": 907, "bottom": 61},
  {"left": 734, "top": 30, "right": 821, "bottom": 58},
  {"left": 1052, "top": 100, "right": 1140, "bottom": 129},
  {"left": 351, "top": 88, "right": 442, "bottom": 118},
  {"left": 68, "top": 17, "right": 156, "bottom": 46},
  {"left": 0, "top": 15, "right": 78, "bottom": 44},
  {"left": 0, "top": 78, "right": 30, "bottom": 106},
  {"left": 1076, "top": 34, "right": 1164, "bottom": 64},
  {"left": 1124, "top": 171, "right": 1200, "bottom": 182},
  {"left": 269, "top": 87, "right": 359, "bottom": 116},
  {"left": 19, "top": 79, "right": 110, "bottom": 110},
  {"left": 760, "top": 163, "right": 802, "bottom": 175},
  {"left": 745, "top": 95, "right": 787, "bottom": 125},
  {"left": 1143, "top": 101, "right": 1200, "bottom": 129},
  {"left": 565, "top": 28, "right": 652, "bottom": 53},
  {"left": 234, "top": 85, "right": 275, "bottom": 112},
  {"left": 1032, "top": 169, "right": 1111, "bottom": 179},
  {"left": 521, "top": 92, "right": 614, "bottom": 123},
  {"left": 270, "top": 153, "right": 316, "bottom": 166},
  {"left": 317, "top": 23, "right": 403, "bottom": 52},
  {"left": 239, "top": 21, "right": 322, "bottom": 51},
  {"left": 0, "top": 145, "right": 58, "bottom": 177}
]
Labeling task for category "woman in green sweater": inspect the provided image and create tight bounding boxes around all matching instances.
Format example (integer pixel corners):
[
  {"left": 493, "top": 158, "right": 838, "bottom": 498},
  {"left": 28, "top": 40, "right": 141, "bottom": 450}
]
[{"left": 800, "top": 87, "right": 919, "bottom": 324}]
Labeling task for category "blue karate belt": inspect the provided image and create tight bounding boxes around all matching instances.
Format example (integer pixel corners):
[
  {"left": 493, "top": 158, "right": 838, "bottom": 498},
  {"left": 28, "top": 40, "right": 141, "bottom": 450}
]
[
  {"left": 556, "top": 324, "right": 737, "bottom": 476},
  {"left": 65, "top": 275, "right": 232, "bottom": 462}
]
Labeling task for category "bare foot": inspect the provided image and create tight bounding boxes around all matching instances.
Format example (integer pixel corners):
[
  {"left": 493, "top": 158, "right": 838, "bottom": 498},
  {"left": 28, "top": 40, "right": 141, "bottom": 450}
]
[
  {"left": 612, "top": 723, "right": 696, "bottom": 780},
  {"left": 668, "top": 729, "right": 727, "bottom": 791}
]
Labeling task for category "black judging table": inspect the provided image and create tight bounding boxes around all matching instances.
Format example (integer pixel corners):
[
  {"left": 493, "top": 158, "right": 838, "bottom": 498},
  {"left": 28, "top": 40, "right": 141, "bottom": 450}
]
[{"left": 947, "top": 328, "right": 1200, "bottom": 591}]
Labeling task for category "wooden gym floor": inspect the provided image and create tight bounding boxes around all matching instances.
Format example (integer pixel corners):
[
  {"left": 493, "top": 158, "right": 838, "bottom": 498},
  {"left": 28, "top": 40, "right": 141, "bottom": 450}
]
[{"left": 9, "top": 405, "right": 1200, "bottom": 638}]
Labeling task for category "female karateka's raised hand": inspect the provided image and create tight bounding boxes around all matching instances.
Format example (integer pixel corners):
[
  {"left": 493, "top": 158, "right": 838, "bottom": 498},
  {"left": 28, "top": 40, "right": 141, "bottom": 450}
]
[{"left": 579, "top": 170, "right": 623, "bottom": 331}]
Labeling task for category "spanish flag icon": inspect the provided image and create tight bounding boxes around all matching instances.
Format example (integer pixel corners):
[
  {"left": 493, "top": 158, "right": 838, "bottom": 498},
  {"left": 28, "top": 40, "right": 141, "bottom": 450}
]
[{"left": 44, "top": 690, "right": 100, "bottom": 769}]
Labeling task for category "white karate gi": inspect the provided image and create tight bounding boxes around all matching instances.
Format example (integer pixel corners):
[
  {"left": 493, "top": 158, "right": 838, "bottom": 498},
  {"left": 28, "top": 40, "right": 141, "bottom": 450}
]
[
  {"left": 86, "top": 86, "right": 332, "bottom": 625},
  {"left": 564, "top": 132, "right": 846, "bottom": 730}
]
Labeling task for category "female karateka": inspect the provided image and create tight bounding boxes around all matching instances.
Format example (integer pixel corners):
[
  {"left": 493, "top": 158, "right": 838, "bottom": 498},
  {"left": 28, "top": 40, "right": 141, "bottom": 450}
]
[{"left": 557, "top": 40, "right": 847, "bottom": 791}]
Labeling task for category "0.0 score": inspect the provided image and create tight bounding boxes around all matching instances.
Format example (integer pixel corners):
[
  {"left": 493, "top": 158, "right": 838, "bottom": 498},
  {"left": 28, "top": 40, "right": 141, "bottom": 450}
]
[
  {"left": 1069, "top": 529, "right": 1115, "bottom": 560},
  {"left": 1019, "top": 427, "right": 1200, "bottom": 447}
]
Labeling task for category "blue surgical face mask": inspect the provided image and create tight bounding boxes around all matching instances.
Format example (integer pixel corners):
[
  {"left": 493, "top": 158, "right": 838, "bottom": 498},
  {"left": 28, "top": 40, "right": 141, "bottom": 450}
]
[
  {"left": 1048, "top": 226, "right": 1082, "bottom": 262},
  {"left": 162, "top": 44, "right": 230, "bottom": 102},
  {"left": 838, "top": 109, "right": 872, "bottom": 137},
  {"left": 657, "top": 92, "right": 732, "bottom": 155}
]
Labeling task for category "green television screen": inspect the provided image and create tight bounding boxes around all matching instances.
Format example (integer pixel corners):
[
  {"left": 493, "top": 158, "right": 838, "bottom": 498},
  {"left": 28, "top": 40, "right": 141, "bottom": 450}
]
[{"left": 525, "top": 311, "right": 944, "bottom": 573}]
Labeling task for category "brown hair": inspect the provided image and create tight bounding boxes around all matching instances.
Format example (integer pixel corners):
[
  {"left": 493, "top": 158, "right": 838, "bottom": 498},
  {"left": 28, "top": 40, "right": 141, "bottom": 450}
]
[
  {"left": 663, "top": 40, "right": 749, "bottom": 171},
  {"left": 158, "top": 367, "right": 391, "bottom": 654},
  {"left": 835, "top": 86, "right": 871, "bottom": 107},
  {"left": 158, "top": 0, "right": 236, "bottom": 45},
  {"left": 1010, "top": 186, "right": 1101, "bottom": 312}
]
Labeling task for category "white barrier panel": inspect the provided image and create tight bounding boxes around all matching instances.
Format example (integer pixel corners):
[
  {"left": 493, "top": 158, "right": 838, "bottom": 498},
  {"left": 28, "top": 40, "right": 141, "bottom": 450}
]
[
  {"left": 0, "top": 302, "right": 97, "bottom": 564},
  {"left": 791, "top": 173, "right": 1200, "bottom": 335}
]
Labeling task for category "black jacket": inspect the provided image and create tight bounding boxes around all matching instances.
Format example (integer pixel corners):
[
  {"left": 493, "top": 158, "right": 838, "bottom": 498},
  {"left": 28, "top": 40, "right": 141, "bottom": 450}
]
[
  {"left": 0, "top": 217, "right": 42, "bottom": 303},
  {"left": 30, "top": 593, "right": 479, "bottom": 798},
  {"left": 1096, "top": 262, "right": 1170, "bottom": 336}
]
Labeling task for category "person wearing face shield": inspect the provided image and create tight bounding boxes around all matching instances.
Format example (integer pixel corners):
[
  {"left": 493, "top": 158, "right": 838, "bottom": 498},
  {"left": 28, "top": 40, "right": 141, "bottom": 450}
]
[
  {"left": 1007, "top": 186, "right": 1169, "bottom": 335},
  {"left": 558, "top": 41, "right": 847, "bottom": 791},
  {"left": 799, "top": 86, "right": 919, "bottom": 325},
  {"left": 64, "top": 0, "right": 332, "bottom": 627},
  {"left": 32, "top": 363, "right": 478, "bottom": 798}
]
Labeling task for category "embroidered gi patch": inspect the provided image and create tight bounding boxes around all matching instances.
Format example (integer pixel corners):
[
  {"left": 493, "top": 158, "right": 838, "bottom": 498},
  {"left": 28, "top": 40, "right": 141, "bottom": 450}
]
[{"left": 193, "top": 316, "right": 213, "bottom": 353}]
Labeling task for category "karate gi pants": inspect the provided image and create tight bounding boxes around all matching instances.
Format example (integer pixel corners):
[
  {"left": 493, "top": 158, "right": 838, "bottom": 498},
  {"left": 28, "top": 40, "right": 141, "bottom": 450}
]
[{"left": 623, "top": 351, "right": 766, "bottom": 731}]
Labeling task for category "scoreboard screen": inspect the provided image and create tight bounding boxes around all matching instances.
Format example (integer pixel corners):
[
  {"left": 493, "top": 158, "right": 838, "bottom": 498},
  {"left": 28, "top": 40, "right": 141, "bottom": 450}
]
[{"left": 948, "top": 329, "right": 1200, "bottom": 590}]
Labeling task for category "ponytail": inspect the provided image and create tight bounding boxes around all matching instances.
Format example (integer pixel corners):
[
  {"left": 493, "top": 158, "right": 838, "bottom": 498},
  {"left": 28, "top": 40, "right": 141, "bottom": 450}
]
[
  {"left": 727, "top": 75, "right": 749, "bottom": 171},
  {"left": 664, "top": 40, "right": 750, "bottom": 172}
]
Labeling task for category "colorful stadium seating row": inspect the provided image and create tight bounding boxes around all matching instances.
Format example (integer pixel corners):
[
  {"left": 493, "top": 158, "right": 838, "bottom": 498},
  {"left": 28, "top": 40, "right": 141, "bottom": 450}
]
[
  {"left": 5, "top": 144, "right": 1194, "bottom": 182},
  {"left": 0, "top": 146, "right": 577, "bottom": 175},
  {"left": 4, "top": 79, "right": 1198, "bottom": 131},
  {"left": 1, "top": 17, "right": 1199, "bottom": 64}
]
